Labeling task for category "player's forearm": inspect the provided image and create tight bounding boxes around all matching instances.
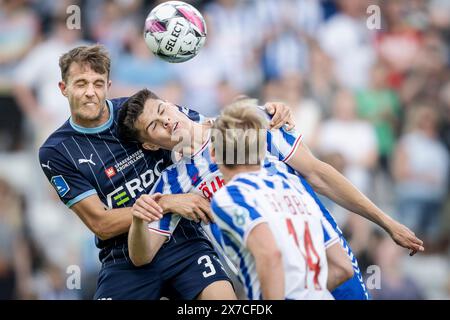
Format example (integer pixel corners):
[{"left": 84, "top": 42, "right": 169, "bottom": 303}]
[
  {"left": 128, "top": 216, "right": 153, "bottom": 266},
  {"left": 71, "top": 198, "right": 133, "bottom": 240},
  {"left": 308, "top": 162, "right": 393, "bottom": 231}
]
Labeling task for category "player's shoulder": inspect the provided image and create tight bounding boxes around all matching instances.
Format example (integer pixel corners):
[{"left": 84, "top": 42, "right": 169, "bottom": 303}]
[
  {"left": 230, "top": 171, "right": 269, "bottom": 193},
  {"left": 213, "top": 174, "right": 257, "bottom": 205},
  {"left": 39, "top": 120, "right": 75, "bottom": 153},
  {"left": 110, "top": 97, "right": 129, "bottom": 111},
  {"left": 176, "top": 104, "right": 204, "bottom": 123}
]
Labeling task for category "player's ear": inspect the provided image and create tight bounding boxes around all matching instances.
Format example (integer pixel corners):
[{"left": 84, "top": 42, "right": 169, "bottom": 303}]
[
  {"left": 142, "top": 142, "right": 160, "bottom": 151},
  {"left": 107, "top": 80, "right": 112, "bottom": 89},
  {"left": 210, "top": 146, "right": 216, "bottom": 163},
  {"left": 58, "top": 81, "right": 67, "bottom": 97}
]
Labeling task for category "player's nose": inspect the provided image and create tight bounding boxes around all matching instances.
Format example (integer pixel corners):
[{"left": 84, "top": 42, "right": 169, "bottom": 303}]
[
  {"left": 85, "top": 84, "right": 95, "bottom": 97},
  {"left": 163, "top": 117, "right": 171, "bottom": 129}
]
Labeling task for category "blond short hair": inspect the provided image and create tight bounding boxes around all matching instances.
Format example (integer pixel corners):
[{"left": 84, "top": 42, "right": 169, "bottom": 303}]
[{"left": 212, "top": 99, "right": 268, "bottom": 167}]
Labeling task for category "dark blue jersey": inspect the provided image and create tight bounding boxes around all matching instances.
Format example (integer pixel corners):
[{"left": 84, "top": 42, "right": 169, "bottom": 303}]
[{"left": 38, "top": 97, "right": 204, "bottom": 263}]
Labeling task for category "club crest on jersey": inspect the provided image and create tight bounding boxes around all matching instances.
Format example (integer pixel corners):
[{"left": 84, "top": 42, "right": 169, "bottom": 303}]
[
  {"left": 232, "top": 207, "right": 249, "bottom": 227},
  {"left": 51, "top": 175, "right": 70, "bottom": 197},
  {"left": 105, "top": 166, "right": 116, "bottom": 178}
]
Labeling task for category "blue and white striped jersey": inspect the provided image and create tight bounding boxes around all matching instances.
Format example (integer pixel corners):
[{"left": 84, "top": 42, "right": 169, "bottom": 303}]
[
  {"left": 211, "top": 170, "right": 338, "bottom": 300},
  {"left": 38, "top": 98, "right": 205, "bottom": 263},
  {"left": 147, "top": 106, "right": 304, "bottom": 236}
]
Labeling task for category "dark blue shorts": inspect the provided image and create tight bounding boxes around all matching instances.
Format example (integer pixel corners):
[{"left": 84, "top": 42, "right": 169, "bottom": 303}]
[{"left": 94, "top": 233, "right": 231, "bottom": 300}]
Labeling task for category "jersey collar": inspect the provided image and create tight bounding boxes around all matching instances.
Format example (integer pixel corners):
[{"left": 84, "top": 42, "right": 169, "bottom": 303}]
[{"left": 69, "top": 100, "right": 114, "bottom": 134}]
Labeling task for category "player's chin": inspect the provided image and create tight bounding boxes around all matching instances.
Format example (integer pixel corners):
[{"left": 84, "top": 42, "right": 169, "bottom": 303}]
[{"left": 78, "top": 107, "right": 103, "bottom": 121}]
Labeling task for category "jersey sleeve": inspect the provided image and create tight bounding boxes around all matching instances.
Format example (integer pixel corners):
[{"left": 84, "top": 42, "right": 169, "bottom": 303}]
[
  {"left": 254, "top": 105, "right": 303, "bottom": 162},
  {"left": 39, "top": 146, "right": 97, "bottom": 208},
  {"left": 148, "top": 214, "right": 182, "bottom": 238},
  {"left": 177, "top": 105, "right": 206, "bottom": 124},
  {"left": 266, "top": 125, "right": 303, "bottom": 163},
  {"left": 211, "top": 185, "right": 267, "bottom": 246},
  {"left": 321, "top": 215, "right": 340, "bottom": 249}
]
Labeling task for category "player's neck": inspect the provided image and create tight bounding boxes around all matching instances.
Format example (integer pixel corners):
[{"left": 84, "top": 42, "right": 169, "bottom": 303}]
[{"left": 222, "top": 165, "right": 261, "bottom": 184}]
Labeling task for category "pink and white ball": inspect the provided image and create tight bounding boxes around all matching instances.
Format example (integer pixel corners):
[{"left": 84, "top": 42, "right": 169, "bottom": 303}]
[{"left": 144, "top": 1, "right": 207, "bottom": 63}]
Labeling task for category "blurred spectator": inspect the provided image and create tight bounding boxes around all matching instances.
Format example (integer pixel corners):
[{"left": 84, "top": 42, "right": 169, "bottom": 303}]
[
  {"left": 168, "top": 15, "right": 233, "bottom": 116},
  {"left": 318, "top": 0, "right": 376, "bottom": 89},
  {"left": 0, "top": 178, "right": 33, "bottom": 299},
  {"left": 204, "top": 0, "right": 263, "bottom": 93},
  {"left": 392, "top": 104, "right": 449, "bottom": 245},
  {"left": 110, "top": 25, "right": 181, "bottom": 102},
  {"left": 12, "top": 14, "right": 86, "bottom": 148},
  {"left": 263, "top": 72, "right": 322, "bottom": 145},
  {"left": 256, "top": 0, "right": 323, "bottom": 80},
  {"left": 376, "top": 0, "right": 423, "bottom": 89},
  {"left": 400, "top": 29, "right": 449, "bottom": 107},
  {"left": 0, "top": 0, "right": 41, "bottom": 151},
  {"left": 0, "top": 0, "right": 41, "bottom": 85},
  {"left": 306, "top": 44, "right": 339, "bottom": 116},
  {"left": 33, "top": 262, "right": 80, "bottom": 300},
  {"left": 315, "top": 89, "right": 378, "bottom": 254},
  {"left": 356, "top": 62, "right": 401, "bottom": 170},
  {"left": 370, "top": 235, "right": 424, "bottom": 299},
  {"left": 428, "top": 0, "right": 450, "bottom": 46},
  {"left": 88, "top": 0, "right": 143, "bottom": 59},
  {"left": 439, "top": 82, "right": 450, "bottom": 152},
  {"left": 316, "top": 90, "right": 378, "bottom": 194}
]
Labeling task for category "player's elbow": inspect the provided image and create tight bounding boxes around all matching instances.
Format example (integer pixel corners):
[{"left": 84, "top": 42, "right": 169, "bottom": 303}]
[
  {"left": 128, "top": 236, "right": 155, "bottom": 267},
  {"left": 129, "top": 252, "right": 152, "bottom": 267},
  {"left": 91, "top": 222, "right": 113, "bottom": 241},
  {"left": 335, "top": 258, "right": 354, "bottom": 286}
]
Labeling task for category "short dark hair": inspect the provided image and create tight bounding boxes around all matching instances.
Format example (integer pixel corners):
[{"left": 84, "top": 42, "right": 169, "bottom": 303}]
[
  {"left": 117, "top": 89, "right": 160, "bottom": 142},
  {"left": 59, "top": 45, "right": 111, "bottom": 82}
]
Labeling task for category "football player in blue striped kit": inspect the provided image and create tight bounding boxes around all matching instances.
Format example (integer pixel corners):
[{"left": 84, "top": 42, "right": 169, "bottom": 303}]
[
  {"left": 38, "top": 44, "right": 294, "bottom": 300},
  {"left": 208, "top": 105, "right": 351, "bottom": 299},
  {"left": 120, "top": 91, "right": 424, "bottom": 300}
]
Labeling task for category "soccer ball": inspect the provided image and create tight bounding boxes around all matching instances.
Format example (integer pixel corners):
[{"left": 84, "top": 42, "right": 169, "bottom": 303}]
[{"left": 144, "top": 1, "right": 207, "bottom": 63}]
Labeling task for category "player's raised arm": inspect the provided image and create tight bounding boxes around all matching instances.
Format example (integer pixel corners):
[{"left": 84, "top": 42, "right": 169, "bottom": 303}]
[
  {"left": 286, "top": 141, "right": 425, "bottom": 255},
  {"left": 255, "top": 98, "right": 425, "bottom": 256}
]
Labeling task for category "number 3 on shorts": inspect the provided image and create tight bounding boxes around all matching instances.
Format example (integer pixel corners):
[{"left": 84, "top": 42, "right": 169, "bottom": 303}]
[{"left": 197, "top": 255, "right": 216, "bottom": 278}]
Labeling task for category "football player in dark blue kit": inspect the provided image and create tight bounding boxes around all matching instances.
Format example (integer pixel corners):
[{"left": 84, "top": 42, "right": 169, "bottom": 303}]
[{"left": 38, "top": 44, "right": 295, "bottom": 299}]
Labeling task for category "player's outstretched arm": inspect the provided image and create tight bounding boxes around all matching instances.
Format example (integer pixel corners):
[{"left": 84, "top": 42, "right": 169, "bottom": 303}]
[
  {"left": 286, "top": 142, "right": 425, "bottom": 256},
  {"left": 71, "top": 195, "right": 134, "bottom": 240},
  {"left": 247, "top": 223, "right": 285, "bottom": 300},
  {"left": 325, "top": 242, "right": 354, "bottom": 291}
]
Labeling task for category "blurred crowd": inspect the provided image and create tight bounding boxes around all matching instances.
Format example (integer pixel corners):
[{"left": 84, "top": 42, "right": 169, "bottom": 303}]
[{"left": 0, "top": 0, "right": 449, "bottom": 300}]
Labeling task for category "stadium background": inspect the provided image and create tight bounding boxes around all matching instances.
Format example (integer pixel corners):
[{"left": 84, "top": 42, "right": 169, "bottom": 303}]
[{"left": 0, "top": 0, "right": 448, "bottom": 300}]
